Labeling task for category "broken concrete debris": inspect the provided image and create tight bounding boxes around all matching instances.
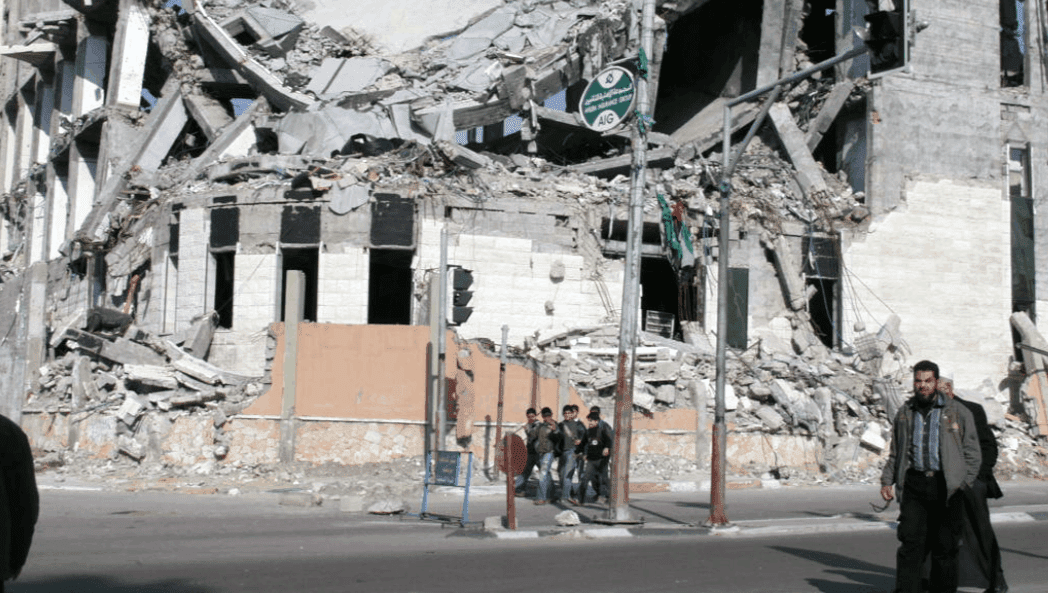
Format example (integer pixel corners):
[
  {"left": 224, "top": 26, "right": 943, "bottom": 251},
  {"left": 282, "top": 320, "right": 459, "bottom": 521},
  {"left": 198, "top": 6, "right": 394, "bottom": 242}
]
[{"left": 2, "top": 0, "right": 1047, "bottom": 495}]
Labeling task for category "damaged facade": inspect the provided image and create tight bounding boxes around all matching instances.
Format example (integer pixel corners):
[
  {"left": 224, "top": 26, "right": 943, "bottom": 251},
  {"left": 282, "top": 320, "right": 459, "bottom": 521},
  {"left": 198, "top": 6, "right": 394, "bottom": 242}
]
[{"left": 1, "top": 0, "right": 1047, "bottom": 482}]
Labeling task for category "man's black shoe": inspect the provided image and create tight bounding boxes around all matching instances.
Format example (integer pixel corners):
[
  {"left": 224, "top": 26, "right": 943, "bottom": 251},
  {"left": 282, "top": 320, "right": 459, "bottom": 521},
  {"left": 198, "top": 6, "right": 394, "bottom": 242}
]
[{"left": 985, "top": 583, "right": 1008, "bottom": 593}]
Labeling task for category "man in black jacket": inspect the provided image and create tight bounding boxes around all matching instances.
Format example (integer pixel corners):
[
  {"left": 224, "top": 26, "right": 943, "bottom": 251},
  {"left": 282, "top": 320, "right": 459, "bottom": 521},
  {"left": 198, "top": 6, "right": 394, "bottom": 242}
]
[
  {"left": 1, "top": 414, "right": 38, "bottom": 592},
  {"left": 939, "top": 376, "right": 1007, "bottom": 593}
]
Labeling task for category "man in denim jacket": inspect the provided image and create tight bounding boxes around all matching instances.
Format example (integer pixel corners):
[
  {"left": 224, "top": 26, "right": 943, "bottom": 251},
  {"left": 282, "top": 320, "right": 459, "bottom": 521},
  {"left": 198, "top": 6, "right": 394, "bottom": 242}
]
[{"left": 880, "top": 360, "right": 981, "bottom": 593}]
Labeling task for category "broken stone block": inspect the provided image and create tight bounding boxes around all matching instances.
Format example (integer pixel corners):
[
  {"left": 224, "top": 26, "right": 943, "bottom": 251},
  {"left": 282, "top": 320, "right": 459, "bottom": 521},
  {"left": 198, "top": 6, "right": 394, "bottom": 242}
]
[
  {"left": 755, "top": 406, "right": 786, "bottom": 431},
  {"left": 554, "top": 510, "right": 580, "bottom": 526},
  {"left": 340, "top": 495, "right": 364, "bottom": 513},
  {"left": 116, "top": 394, "right": 149, "bottom": 426},
  {"left": 184, "top": 312, "right": 218, "bottom": 360},
  {"left": 124, "top": 365, "right": 179, "bottom": 390},
  {"left": 368, "top": 500, "right": 407, "bottom": 514},
  {"left": 725, "top": 383, "right": 738, "bottom": 411},
  {"left": 279, "top": 492, "right": 321, "bottom": 507},
  {"left": 100, "top": 337, "right": 167, "bottom": 367},
  {"left": 860, "top": 424, "right": 886, "bottom": 452},
  {"left": 633, "top": 384, "right": 656, "bottom": 411},
  {"left": 116, "top": 435, "right": 145, "bottom": 461},
  {"left": 655, "top": 383, "right": 677, "bottom": 405}
]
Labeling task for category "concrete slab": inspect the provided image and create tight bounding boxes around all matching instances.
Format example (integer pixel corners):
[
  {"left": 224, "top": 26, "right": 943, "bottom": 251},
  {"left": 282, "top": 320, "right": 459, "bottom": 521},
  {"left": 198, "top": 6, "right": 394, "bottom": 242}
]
[
  {"left": 305, "top": 57, "right": 390, "bottom": 99},
  {"left": 296, "top": 0, "right": 504, "bottom": 54}
]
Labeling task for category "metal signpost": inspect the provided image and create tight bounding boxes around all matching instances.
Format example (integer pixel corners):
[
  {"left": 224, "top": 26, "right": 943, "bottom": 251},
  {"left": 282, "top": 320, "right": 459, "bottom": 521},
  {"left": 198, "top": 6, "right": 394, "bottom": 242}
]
[{"left": 417, "top": 450, "right": 474, "bottom": 526}]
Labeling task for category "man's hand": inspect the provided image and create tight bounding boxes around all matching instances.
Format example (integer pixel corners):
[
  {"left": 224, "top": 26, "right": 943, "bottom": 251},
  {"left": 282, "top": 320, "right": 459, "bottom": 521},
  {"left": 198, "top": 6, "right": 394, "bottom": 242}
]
[
  {"left": 602, "top": 447, "right": 609, "bottom": 457},
  {"left": 880, "top": 484, "right": 894, "bottom": 501}
]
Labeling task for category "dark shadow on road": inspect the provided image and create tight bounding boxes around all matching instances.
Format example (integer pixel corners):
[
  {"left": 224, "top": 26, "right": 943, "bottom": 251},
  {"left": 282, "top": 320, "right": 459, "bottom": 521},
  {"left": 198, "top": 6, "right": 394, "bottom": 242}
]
[
  {"left": 627, "top": 502, "right": 691, "bottom": 525},
  {"left": 1000, "top": 545, "right": 1048, "bottom": 561},
  {"left": 770, "top": 545, "right": 894, "bottom": 593},
  {"left": 673, "top": 501, "right": 710, "bottom": 510},
  {"left": 17, "top": 575, "right": 213, "bottom": 592}
]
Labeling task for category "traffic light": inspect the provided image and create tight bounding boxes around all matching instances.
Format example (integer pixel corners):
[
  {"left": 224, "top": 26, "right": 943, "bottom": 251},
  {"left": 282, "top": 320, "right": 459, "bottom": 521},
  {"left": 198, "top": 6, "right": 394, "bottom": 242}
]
[
  {"left": 449, "top": 268, "right": 473, "bottom": 325},
  {"left": 863, "top": 1, "right": 908, "bottom": 77}
]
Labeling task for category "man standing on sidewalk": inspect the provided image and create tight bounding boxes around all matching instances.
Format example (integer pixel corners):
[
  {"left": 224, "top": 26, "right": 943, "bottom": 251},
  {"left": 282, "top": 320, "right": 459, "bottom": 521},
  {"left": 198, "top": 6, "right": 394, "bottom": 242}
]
[
  {"left": 531, "top": 408, "right": 560, "bottom": 505},
  {"left": 939, "top": 375, "right": 1008, "bottom": 593},
  {"left": 558, "top": 405, "right": 585, "bottom": 504},
  {"left": 514, "top": 408, "right": 540, "bottom": 496},
  {"left": 1, "top": 414, "right": 38, "bottom": 593},
  {"left": 880, "top": 360, "right": 981, "bottom": 593}
]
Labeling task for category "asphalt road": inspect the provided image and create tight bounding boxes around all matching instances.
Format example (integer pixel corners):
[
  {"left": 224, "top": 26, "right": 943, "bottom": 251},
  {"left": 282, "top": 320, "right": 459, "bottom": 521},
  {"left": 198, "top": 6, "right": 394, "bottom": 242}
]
[{"left": 15, "top": 486, "right": 1048, "bottom": 593}]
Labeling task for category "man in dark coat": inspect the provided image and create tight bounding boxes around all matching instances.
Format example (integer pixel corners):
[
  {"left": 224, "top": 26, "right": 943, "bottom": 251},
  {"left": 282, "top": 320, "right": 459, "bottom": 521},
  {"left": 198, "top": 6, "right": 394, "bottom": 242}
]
[
  {"left": 939, "top": 376, "right": 1007, "bottom": 593},
  {"left": 0, "top": 413, "right": 38, "bottom": 592}
]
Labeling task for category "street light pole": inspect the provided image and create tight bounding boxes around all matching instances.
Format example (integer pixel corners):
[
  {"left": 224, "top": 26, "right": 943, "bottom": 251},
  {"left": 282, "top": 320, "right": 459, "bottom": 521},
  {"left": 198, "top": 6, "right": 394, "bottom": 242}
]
[
  {"left": 706, "top": 44, "right": 867, "bottom": 527},
  {"left": 606, "top": 0, "right": 655, "bottom": 524}
]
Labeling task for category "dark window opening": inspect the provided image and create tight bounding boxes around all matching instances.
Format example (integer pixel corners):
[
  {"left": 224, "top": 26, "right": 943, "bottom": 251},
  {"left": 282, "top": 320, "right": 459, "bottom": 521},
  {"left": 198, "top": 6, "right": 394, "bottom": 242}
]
[
  {"left": 141, "top": 41, "right": 169, "bottom": 110},
  {"left": 280, "top": 205, "right": 320, "bottom": 244},
  {"left": 1001, "top": 0, "right": 1025, "bottom": 87},
  {"left": 800, "top": 0, "right": 837, "bottom": 65},
  {"left": 807, "top": 278, "right": 838, "bottom": 348},
  {"left": 726, "top": 267, "right": 749, "bottom": 350},
  {"left": 368, "top": 249, "right": 413, "bottom": 325},
  {"left": 1010, "top": 146, "right": 1034, "bottom": 358},
  {"left": 653, "top": 0, "right": 762, "bottom": 134},
  {"left": 804, "top": 236, "right": 841, "bottom": 349},
  {"left": 210, "top": 200, "right": 239, "bottom": 249},
  {"left": 213, "top": 251, "right": 234, "bottom": 329},
  {"left": 601, "top": 218, "right": 663, "bottom": 244},
  {"left": 280, "top": 247, "right": 318, "bottom": 322},
  {"left": 371, "top": 193, "right": 415, "bottom": 247},
  {"left": 640, "top": 257, "right": 696, "bottom": 341},
  {"left": 164, "top": 117, "right": 209, "bottom": 164}
]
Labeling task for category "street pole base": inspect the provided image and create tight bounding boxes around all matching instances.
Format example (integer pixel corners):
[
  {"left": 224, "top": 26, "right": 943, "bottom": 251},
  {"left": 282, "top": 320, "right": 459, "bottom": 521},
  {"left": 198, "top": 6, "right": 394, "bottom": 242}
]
[
  {"left": 702, "top": 514, "right": 734, "bottom": 530},
  {"left": 594, "top": 506, "right": 644, "bottom": 525}
]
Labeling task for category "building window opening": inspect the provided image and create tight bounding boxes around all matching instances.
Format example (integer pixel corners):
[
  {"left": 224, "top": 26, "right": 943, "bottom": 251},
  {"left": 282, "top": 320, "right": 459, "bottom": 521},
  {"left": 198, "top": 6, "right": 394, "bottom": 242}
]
[
  {"left": 368, "top": 249, "right": 413, "bottom": 325},
  {"left": 653, "top": 0, "right": 762, "bottom": 134},
  {"left": 141, "top": 41, "right": 169, "bottom": 111},
  {"left": 640, "top": 256, "right": 695, "bottom": 341},
  {"left": 1010, "top": 146, "right": 1034, "bottom": 318},
  {"left": 210, "top": 251, "right": 234, "bottom": 329},
  {"left": 1001, "top": 0, "right": 1025, "bottom": 87},
  {"left": 280, "top": 247, "right": 318, "bottom": 322},
  {"left": 804, "top": 235, "right": 841, "bottom": 349},
  {"left": 800, "top": 0, "right": 838, "bottom": 65}
]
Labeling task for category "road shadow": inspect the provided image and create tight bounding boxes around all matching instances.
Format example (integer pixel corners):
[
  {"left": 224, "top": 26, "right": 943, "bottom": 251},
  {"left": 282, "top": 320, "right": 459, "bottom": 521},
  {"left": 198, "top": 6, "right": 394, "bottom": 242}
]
[
  {"left": 770, "top": 545, "right": 894, "bottom": 593},
  {"left": 1000, "top": 545, "right": 1048, "bottom": 561},
  {"left": 627, "top": 502, "right": 691, "bottom": 525},
  {"left": 16, "top": 575, "right": 213, "bottom": 592}
]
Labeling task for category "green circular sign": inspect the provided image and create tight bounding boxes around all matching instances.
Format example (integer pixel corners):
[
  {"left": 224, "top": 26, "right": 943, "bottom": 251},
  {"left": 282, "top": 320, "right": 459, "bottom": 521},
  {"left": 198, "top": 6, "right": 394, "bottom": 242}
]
[{"left": 578, "top": 66, "right": 636, "bottom": 132}]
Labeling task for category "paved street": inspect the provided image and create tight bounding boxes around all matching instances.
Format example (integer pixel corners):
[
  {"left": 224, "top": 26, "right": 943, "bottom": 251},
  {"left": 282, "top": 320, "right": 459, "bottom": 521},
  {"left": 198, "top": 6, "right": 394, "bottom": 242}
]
[{"left": 14, "top": 480, "right": 1048, "bottom": 592}]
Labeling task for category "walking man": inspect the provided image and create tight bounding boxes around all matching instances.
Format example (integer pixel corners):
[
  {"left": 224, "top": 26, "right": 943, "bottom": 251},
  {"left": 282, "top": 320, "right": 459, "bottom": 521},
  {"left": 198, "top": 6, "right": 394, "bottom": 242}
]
[
  {"left": 531, "top": 407, "right": 560, "bottom": 505},
  {"left": 514, "top": 408, "right": 540, "bottom": 496},
  {"left": 588, "top": 406, "right": 614, "bottom": 502},
  {"left": 1, "top": 413, "right": 38, "bottom": 592},
  {"left": 558, "top": 405, "right": 585, "bottom": 504},
  {"left": 939, "top": 375, "right": 1008, "bottom": 593},
  {"left": 577, "top": 412, "right": 612, "bottom": 507},
  {"left": 880, "top": 360, "right": 981, "bottom": 593}
]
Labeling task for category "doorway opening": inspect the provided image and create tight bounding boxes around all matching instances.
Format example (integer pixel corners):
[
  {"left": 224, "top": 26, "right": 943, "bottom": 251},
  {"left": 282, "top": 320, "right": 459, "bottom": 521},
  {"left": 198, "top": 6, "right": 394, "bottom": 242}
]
[
  {"left": 368, "top": 249, "right": 413, "bottom": 325},
  {"left": 280, "top": 247, "right": 318, "bottom": 322}
]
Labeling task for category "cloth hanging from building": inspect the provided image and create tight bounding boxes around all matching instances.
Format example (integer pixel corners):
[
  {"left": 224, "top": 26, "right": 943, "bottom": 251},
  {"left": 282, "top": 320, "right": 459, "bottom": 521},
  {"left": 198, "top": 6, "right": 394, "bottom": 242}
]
[{"left": 657, "top": 193, "right": 695, "bottom": 280}]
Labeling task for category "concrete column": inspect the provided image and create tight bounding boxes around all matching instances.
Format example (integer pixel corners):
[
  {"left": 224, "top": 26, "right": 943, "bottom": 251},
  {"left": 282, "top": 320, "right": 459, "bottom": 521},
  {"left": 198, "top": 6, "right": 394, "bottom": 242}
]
[
  {"left": 24, "top": 262, "right": 48, "bottom": 396},
  {"left": 108, "top": 0, "right": 151, "bottom": 109},
  {"left": 175, "top": 208, "right": 208, "bottom": 331},
  {"left": 15, "top": 87, "right": 34, "bottom": 181},
  {"left": 48, "top": 173, "right": 69, "bottom": 260},
  {"left": 29, "top": 191, "right": 46, "bottom": 264},
  {"left": 33, "top": 79, "right": 54, "bottom": 166},
  {"left": 279, "top": 271, "right": 305, "bottom": 464},
  {"left": 1, "top": 107, "right": 16, "bottom": 193},
  {"left": 67, "top": 147, "right": 97, "bottom": 234},
  {"left": 73, "top": 34, "right": 109, "bottom": 116}
]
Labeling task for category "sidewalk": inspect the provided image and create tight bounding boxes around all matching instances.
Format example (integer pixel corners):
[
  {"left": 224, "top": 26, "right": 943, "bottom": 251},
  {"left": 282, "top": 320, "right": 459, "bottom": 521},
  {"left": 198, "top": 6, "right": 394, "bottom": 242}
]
[{"left": 417, "top": 476, "right": 1048, "bottom": 540}]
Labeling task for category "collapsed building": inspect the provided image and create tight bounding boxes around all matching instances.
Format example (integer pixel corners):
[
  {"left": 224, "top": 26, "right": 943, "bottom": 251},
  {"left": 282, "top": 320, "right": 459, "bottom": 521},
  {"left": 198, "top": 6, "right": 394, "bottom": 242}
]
[{"left": 1, "top": 0, "right": 1047, "bottom": 488}]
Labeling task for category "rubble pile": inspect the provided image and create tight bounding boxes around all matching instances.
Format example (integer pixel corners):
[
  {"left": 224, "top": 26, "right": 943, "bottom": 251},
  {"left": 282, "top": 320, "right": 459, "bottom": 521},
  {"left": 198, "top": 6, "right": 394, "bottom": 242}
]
[{"left": 29, "top": 310, "right": 264, "bottom": 462}]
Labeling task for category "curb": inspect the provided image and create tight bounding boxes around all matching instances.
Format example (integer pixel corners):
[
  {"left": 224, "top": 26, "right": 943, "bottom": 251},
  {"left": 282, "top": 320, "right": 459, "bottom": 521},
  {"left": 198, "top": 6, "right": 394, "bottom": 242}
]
[
  {"left": 435, "top": 479, "right": 768, "bottom": 497},
  {"left": 460, "top": 508, "right": 1048, "bottom": 541}
]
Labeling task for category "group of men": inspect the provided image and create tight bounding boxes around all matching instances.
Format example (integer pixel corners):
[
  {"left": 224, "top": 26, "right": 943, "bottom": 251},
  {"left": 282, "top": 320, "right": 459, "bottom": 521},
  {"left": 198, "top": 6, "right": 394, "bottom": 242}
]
[
  {"left": 880, "top": 360, "right": 1007, "bottom": 593},
  {"left": 514, "top": 405, "right": 614, "bottom": 506}
]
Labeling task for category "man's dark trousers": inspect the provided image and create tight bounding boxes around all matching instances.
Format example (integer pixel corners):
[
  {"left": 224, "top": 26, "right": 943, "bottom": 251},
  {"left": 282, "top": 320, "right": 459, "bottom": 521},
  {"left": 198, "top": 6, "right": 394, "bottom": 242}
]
[{"left": 896, "top": 470, "right": 964, "bottom": 593}]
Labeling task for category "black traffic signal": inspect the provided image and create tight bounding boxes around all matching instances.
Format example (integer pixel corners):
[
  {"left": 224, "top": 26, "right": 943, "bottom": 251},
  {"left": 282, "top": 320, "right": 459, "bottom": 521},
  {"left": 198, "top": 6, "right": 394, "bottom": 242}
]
[
  {"left": 864, "top": 2, "right": 908, "bottom": 77},
  {"left": 449, "top": 268, "right": 473, "bottom": 325}
]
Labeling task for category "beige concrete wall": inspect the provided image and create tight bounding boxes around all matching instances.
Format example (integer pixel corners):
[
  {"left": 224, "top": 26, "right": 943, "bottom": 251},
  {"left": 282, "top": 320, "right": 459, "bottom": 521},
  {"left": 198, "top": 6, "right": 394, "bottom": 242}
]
[{"left": 843, "top": 179, "right": 1012, "bottom": 389}]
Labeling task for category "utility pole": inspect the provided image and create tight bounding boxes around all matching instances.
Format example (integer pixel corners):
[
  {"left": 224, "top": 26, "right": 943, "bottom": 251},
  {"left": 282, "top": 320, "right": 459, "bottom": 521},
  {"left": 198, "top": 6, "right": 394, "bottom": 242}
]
[
  {"left": 605, "top": 0, "right": 655, "bottom": 524},
  {"left": 706, "top": 44, "right": 866, "bottom": 527},
  {"left": 436, "top": 227, "right": 449, "bottom": 449}
]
